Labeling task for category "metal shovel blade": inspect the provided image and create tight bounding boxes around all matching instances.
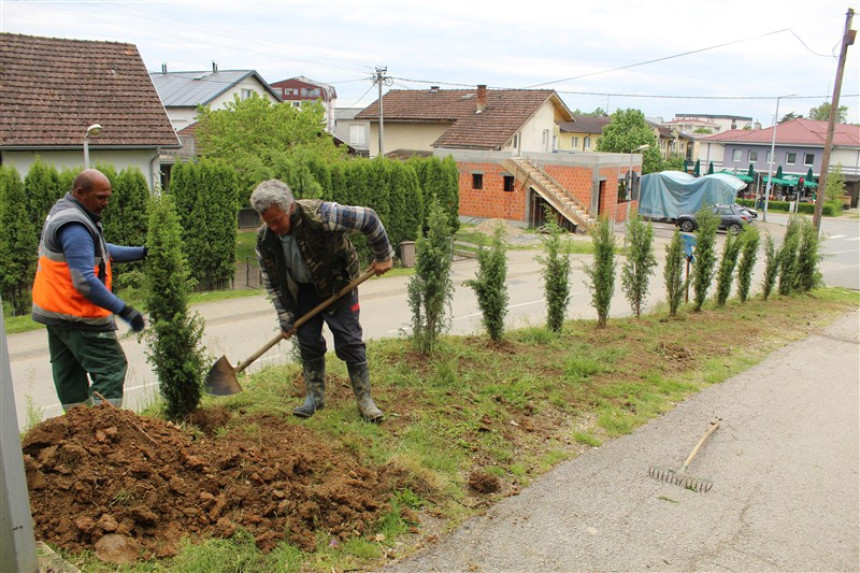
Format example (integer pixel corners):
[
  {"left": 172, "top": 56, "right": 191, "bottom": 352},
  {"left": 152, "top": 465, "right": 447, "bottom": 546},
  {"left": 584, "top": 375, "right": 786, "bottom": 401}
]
[{"left": 204, "top": 355, "right": 243, "bottom": 396}]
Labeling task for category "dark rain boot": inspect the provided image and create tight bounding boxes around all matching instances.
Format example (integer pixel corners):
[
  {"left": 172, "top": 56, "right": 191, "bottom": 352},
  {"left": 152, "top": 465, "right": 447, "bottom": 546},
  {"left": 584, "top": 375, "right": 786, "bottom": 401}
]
[
  {"left": 293, "top": 357, "right": 326, "bottom": 418},
  {"left": 347, "top": 361, "right": 384, "bottom": 423}
]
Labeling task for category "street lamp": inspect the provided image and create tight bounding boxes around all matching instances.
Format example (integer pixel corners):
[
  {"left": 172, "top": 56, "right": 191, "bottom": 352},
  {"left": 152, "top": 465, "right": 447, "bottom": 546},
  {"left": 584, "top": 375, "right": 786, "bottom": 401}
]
[
  {"left": 762, "top": 95, "right": 796, "bottom": 222},
  {"left": 626, "top": 144, "right": 650, "bottom": 237},
  {"left": 83, "top": 123, "right": 102, "bottom": 168}
]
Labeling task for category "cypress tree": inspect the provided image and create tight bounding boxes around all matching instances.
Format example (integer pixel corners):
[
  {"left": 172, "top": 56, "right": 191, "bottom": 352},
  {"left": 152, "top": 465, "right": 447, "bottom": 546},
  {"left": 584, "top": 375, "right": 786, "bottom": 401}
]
[
  {"left": 690, "top": 207, "right": 719, "bottom": 311},
  {"left": 0, "top": 166, "right": 38, "bottom": 315},
  {"left": 735, "top": 226, "right": 760, "bottom": 303},
  {"left": 408, "top": 198, "right": 454, "bottom": 355},
  {"left": 761, "top": 234, "right": 779, "bottom": 301},
  {"left": 664, "top": 228, "right": 687, "bottom": 318},
  {"left": 24, "top": 157, "right": 62, "bottom": 231},
  {"left": 464, "top": 223, "right": 509, "bottom": 341},
  {"left": 583, "top": 217, "right": 616, "bottom": 328},
  {"left": 620, "top": 215, "right": 657, "bottom": 317},
  {"left": 714, "top": 230, "right": 743, "bottom": 307},
  {"left": 103, "top": 167, "right": 150, "bottom": 286},
  {"left": 536, "top": 213, "right": 572, "bottom": 332},
  {"left": 144, "top": 193, "right": 206, "bottom": 421},
  {"left": 777, "top": 216, "right": 802, "bottom": 296},
  {"left": 794, "top": 217, "right": 822, "bottom": 293}
]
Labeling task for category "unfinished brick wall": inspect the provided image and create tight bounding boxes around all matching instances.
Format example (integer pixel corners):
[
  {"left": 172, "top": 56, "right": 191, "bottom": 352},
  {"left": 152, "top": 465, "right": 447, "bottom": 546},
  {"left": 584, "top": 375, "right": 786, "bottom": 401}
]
[{"left": 458, "top": 161, "right": 528, "bottom": 221}]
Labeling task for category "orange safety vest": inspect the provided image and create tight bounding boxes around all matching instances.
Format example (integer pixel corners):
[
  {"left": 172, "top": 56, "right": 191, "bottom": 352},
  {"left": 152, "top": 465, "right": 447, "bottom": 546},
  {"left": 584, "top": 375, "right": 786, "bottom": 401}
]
[{"left": 31, "top": 195, "right": 114, "bottom": 328}]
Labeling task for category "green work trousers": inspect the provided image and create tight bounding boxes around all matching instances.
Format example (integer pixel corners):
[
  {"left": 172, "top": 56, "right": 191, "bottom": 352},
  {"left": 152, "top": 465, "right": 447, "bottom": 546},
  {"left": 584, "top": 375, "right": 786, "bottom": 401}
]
[{"left": 46, "top": 325, "right": 128, "bottom": 410}]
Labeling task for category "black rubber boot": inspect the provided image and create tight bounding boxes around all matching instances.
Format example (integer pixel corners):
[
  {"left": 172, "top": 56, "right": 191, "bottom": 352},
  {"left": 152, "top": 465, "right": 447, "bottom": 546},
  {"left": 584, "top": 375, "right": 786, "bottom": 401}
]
[
  {"left": 293, "top": 357, "right": 326, "bottom": 418},
  {"left": 347, "top": 361, "right": 384, "bottom": 423}
]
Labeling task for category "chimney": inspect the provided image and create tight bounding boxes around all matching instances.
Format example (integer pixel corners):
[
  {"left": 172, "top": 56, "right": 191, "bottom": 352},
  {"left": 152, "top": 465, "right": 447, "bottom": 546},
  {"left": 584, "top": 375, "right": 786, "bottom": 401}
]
[
  {"left": 161, "top": 63, "right": 167, "bottom": 74},
  {"left": 212, "top": 61, "right": 218, "bottom": 73},
  {"left": 430, "top": 86, "right": 439, "bottom": 93},
  {"left": 476, "top": 84, "right": 487, "bottom": 113}
]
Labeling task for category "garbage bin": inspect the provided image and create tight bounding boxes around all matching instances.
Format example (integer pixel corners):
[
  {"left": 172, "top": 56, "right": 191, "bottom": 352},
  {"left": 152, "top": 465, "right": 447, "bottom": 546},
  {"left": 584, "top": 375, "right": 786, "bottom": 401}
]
[{"left": 399, "top": 241, "right": 416, "bottom": 268}]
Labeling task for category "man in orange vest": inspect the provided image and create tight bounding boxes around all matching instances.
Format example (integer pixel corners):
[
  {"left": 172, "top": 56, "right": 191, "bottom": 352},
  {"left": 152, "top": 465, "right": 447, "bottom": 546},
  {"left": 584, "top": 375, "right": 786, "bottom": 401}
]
[{"left": 31, "top": 169, "right": 147, "bottom": 411}]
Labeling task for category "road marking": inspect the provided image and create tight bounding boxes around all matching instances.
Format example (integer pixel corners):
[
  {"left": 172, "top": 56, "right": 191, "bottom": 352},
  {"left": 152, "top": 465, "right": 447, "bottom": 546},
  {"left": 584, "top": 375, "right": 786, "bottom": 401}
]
[
  {"left": 827, "top": 234, "right": 846, "bottom": 240},
  {"left": 828, "top": 249, "right": 860, "bottom": 255},
  {"left": 845, "top": 237, "right": 860, "bottom": 242}
]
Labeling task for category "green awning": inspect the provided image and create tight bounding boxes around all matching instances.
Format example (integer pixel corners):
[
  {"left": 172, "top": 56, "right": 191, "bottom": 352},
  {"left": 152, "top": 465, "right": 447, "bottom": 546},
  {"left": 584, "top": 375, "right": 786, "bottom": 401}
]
[{"left": 718, "top": 169, "right": 753, "bottom": 182}]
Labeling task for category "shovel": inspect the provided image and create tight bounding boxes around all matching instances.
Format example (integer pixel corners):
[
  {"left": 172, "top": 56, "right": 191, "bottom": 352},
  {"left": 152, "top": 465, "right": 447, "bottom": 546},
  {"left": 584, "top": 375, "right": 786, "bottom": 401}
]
[{"left": 204, "top": 267, "right": 376, "bottom": 396}]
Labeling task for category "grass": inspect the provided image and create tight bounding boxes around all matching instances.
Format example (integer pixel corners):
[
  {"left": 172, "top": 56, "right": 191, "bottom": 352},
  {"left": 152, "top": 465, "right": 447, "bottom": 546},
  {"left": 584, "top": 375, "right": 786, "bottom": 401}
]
[{"left": 59, "top": 286, "right": 858, "bottom": 572}]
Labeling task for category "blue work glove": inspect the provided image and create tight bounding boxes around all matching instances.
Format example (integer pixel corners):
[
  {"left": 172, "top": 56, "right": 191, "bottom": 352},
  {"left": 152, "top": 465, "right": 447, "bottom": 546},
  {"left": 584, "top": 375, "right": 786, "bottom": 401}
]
[{"left": 119, "top": 304, "right": 145, "bottom": 332}]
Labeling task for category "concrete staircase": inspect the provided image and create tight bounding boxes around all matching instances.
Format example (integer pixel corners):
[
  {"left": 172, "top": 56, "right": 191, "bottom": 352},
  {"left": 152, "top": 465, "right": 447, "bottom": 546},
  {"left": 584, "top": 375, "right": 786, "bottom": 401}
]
[{"left": 502, "top": 157, "right": 594, "bottom": 234}]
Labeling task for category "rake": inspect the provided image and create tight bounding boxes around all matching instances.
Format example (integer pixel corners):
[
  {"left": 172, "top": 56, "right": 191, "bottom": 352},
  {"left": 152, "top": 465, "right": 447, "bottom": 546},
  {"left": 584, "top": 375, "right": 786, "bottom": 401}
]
[{"left": 649, "top": 416, "right": 721, "bottom": 493}]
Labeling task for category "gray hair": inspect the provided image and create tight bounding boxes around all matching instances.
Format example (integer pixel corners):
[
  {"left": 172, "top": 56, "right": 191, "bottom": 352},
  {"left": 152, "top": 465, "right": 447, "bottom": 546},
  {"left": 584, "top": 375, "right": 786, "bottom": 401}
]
[{"left": 249, "top": 179, "right": 295, "bottom": 214}]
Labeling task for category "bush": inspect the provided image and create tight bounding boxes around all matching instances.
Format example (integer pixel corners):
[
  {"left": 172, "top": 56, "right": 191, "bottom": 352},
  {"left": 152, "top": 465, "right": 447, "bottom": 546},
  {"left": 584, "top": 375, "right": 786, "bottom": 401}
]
[
  {"left": 794, "top": 217, "right": 823, "bottom": 293},
  {"left": 536, "top": 213, "right": 572, "bottom": 332},
  {"left": 620, "top": 215, "right": 657, "bottom": 318},
  {"left": 464, "top": 224, "right": 509, "bottom": 341},
  {"left": 735, "top": 226, "right": 760, "bottom": 303},
  {"left": 663, "top": 228, "right": 687, "bottom": 317},
  {"left": 583, "top": 217, "right": 616, "bottom": 328},
  {"left": 0, "top": 166, "right": 38, "bottom": 316}
]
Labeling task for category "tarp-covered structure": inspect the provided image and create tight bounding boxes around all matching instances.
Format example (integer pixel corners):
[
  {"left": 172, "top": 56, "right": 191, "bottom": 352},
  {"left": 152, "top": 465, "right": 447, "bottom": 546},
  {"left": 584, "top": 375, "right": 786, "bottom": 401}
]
[{"left": 638, "top": 171, "right": 746, "bottom": 220}]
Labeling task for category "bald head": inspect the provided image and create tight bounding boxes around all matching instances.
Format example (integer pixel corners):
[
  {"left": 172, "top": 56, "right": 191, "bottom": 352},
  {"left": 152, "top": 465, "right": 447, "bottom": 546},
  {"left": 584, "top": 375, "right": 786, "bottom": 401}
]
[{"left": 72, "top": 169, "right": 112, "bottom": 215}]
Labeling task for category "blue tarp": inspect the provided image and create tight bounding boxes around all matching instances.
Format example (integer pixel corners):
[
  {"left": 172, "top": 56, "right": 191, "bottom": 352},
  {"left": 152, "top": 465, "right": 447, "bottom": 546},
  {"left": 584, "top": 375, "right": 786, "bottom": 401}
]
[{"left": 638, "top": 171, "right": 746, "bottom": 220}]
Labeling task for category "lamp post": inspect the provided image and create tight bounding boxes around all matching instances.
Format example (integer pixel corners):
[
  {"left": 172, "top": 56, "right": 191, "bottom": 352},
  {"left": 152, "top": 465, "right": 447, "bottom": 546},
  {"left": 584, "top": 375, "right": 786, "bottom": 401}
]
[
  {"left": 83, "top": 123, "right": 102, "bottom": 169},
  {"left": 625, "top": 144, "right": 650, "bottom": 239},
  {"left": 762, "top": 95, "right": 796, "bottom": 222}
]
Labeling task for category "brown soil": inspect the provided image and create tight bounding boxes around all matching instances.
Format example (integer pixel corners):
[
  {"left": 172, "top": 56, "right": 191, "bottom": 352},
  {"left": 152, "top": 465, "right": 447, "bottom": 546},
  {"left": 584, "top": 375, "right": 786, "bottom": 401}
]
[{"left": 22, "top": 404, "right": 392, "bottom": 563}]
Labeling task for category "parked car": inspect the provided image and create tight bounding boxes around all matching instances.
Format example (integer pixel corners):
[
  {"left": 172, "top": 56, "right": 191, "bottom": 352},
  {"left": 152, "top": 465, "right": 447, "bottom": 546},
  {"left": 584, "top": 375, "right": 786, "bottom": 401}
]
[
  {"left": 674, "top": 203, "right": 752, "bottom": 234},
  {"left": 728, "top": 203, "right": 757, "bottom": 219}
]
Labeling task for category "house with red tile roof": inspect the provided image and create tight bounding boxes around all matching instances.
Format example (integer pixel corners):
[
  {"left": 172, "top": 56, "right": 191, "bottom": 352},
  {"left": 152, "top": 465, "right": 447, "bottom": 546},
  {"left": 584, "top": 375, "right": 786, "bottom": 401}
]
[
  {"left": 0, "top": 33, "right": 179, "bottom": 190},
  {"left": 357, "top": 86, "right": 639, "bottom": 232},
  {"left": 698, "top": 119, "right": 860, "bottom": 206}
]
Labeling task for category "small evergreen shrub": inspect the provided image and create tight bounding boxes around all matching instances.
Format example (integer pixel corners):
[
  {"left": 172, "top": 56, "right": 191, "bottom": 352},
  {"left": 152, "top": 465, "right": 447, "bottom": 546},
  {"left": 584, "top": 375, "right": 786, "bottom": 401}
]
[
  {"left": 620, "top": 215, "right": 657, "bottom": 318},
  {"left": 663, "top": 228, "right": 687, "bottom": 318},
  {"left": 714, "top": 230, "right": 742, "bottom": 307},
  {"left": 794, "top": 217, "right": 823, "bottom": 293},
  {"left": 690, "top": 207, "right": 719, "bottom": 311},
  {"left": 583, "top": 217, "right": 616, "bottom": 328},
  {"left": 408, "top": 198, "right": 454, "bottom": 355},
  {"left": 761, "top": 234, "right": 779, "bottom": 301},
  {"left": 735, "top": 226, "right": 760, "bottom": 303},
  {"left": 777, "top": 216, "right": 802, "bottom": 296},
  {"left": 464, "top": 224, "right": 509, "bottom": 341},
  {"left": 536, "top": 214, "right": 572, "bottom": 332}
]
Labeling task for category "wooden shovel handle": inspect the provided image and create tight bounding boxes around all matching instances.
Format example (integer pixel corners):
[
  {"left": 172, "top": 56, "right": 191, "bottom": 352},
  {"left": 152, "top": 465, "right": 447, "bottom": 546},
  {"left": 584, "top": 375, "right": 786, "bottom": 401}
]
[
  {"left": 681, "top": 416, "right": 721, "bottom": 470},
  {"left": 233, "top": 267, "right": 377, "bottom": 374}
]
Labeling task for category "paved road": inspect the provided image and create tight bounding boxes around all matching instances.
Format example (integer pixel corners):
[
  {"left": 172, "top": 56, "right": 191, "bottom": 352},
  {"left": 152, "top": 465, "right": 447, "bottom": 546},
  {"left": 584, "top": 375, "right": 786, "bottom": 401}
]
[{"left": 382, "top": 309, "right": 860, "bottom": 572}]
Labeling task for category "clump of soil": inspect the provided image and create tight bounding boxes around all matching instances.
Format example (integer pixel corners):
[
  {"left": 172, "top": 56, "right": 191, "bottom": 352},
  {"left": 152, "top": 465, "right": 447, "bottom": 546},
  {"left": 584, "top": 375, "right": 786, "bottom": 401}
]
[
  {"left": 22, "top": 405, "right": 390, "bottom": 563},
  {"left": 467, "top": 469, "right": 501, "bottom": 494}
]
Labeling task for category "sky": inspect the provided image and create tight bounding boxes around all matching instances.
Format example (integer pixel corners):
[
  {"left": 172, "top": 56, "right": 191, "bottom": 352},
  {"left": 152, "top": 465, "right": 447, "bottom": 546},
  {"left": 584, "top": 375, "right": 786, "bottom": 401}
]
[{"left": 3, "top": 0, "right": 859, "bottom": 126}]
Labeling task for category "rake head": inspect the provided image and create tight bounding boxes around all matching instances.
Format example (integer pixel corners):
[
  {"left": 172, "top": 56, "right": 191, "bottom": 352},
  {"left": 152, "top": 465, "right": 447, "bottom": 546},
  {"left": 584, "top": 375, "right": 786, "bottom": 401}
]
[{"left": 648, "top": 466, "right": 713, "bottom": 493}]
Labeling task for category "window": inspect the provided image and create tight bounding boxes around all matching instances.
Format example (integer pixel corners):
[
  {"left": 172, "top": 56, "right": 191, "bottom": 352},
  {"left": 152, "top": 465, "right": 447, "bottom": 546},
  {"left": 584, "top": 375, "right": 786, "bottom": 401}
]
[
  {"left": 472, "top": 173, "right": 483, "bottom": 190},
  {"left": 584, "top": 136, "right": 591, "bottom": 149},
  {"left": 240, "top": 88, "right": 254, "bottom": 100},
  {"left": 786, "top": 152, "right": 797, "bottom": 165},
  {"left": 732, "top": 149, "right": 742, "bottom": 161},
  {"left": 511, "top": 133, "right": 520, "bottom": 150},
  {"left": 804, "top": 153, "right": 814, "bottom": 166},
  {"left": 572, "top": 136, "right": 579, "bottom": 149},
  {"left": 766, "top": 150, "right": 773, "bottom": 163},
  {"left": 748, "top": 150, "right": 758, "bottom": 162},
  {"left": 349, "top": 125, "right": 366, "bottom": 146},
  {"left": 503, "top": 175, "right": 515, "bottom": 192}
]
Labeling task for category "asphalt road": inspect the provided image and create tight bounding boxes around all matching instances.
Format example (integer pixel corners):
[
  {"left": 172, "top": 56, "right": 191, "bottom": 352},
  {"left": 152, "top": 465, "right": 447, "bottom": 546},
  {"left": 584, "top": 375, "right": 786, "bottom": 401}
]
[
  {"left": 5, "top": 214, "right": 859, "bottom": 430},
  {"left": 382, "top": 308, "right": 860, "bottom": 572}
]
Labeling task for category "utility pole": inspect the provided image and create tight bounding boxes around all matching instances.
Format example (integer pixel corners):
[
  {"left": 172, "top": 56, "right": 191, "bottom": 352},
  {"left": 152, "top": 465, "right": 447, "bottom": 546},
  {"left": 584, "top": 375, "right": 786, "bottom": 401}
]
[
  {"left": 813, "top": 8, "right": 855, "bottom": 230},
  {"left": 372, "top": 66, "right": 392, "bottom": 158}
]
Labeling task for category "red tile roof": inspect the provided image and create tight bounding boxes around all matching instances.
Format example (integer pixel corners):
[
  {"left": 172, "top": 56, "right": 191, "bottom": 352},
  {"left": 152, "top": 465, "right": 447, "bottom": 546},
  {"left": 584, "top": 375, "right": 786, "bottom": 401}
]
[
  {"left": 0, "top": 33, "right": 179, "bottom": 148},
  {"left": 699, "top": 118, "right": 860, "bottom": 147},
  {"left": 355, "top": 87, "right": 570, "bottom": 150}
]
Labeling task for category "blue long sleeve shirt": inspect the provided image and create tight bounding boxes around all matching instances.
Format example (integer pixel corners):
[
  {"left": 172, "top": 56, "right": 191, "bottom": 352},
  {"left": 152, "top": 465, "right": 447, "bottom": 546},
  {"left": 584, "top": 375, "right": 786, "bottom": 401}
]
[{"left": 57, "top": 223, "right": 145, "bottom": 314}]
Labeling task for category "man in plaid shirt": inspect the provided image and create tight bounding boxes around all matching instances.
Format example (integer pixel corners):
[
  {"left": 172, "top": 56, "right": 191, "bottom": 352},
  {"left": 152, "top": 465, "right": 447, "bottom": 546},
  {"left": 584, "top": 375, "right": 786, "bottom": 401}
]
[{"left": 250, "top": 179, "right": 393, "bottom": 423}]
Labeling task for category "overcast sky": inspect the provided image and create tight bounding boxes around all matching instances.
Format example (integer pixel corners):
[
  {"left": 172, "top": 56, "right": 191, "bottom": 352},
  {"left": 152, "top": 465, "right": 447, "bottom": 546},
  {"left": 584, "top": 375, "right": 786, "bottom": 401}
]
[{"left": 3, "top": 0, "right": 859, "bottom": 125}]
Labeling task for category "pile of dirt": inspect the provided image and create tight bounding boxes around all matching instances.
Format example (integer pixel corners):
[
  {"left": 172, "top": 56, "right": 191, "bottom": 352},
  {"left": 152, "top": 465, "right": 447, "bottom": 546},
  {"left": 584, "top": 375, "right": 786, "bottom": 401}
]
[
  {"left": 22, "top": 405, "right": 391, "bottom": 564},
  {"left": 473, "top": 218, "right": 527, "bottom": 239}
]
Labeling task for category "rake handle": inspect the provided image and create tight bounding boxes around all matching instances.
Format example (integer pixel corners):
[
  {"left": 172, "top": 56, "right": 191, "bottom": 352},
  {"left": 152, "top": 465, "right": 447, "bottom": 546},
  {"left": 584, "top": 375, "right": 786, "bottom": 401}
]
[
  {"left": 233, "top": 266, "right": 377, "bottom": 374},
  {"left": 681, "top": 416, "right": 721, "bottom": 471}
]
